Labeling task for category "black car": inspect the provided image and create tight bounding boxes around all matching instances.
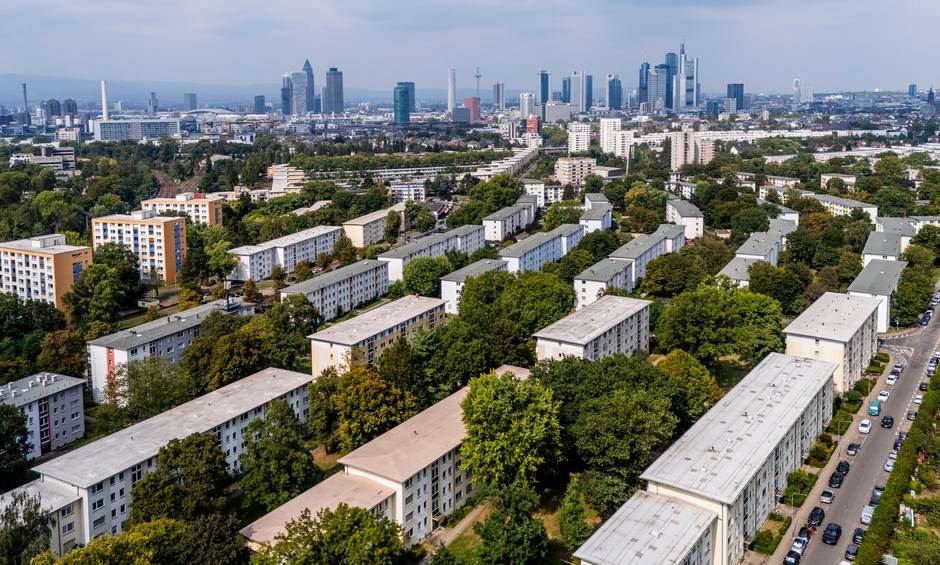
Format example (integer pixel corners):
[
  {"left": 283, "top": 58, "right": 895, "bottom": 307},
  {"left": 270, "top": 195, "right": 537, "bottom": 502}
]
[
  {"left": 828, "top": 472, "right": 844, "bottom": 488},
  {"left": 784, "top": 550, "right": 802, "bottom": 565},
  {"left": 874, "top": 484, "right": 885, "bottom": 494},
  {"left": 881, "top": 416, "right": 895, "bottom": 429},
  {"left": 853, "top": 527, "right": 866, "bottom": 544},
  {"left": 836, "top": 461, "right": 850, "bottom": 475},
  {"left": 870, "top": 489, "right": 883, "bottom": 506},
  {"left": 908, "top": 410, "right": 918, "bottom": 421},
  {"left": 809, "top": 506, "right": 826, "bottom": 527},
  {"left": 797, "top": 526, "right": 812, "bottom": 542},
  {"left": 845, "top": 543, "right": 859, "bottom": 561},
  {"left": 920, "top": 382, "right": 929, "bottom": 391},
  {"left": 894, "top": 438, "right": 904, "bottom": 450},
  {"left": 847, "top": 443, "right": 861, "bottom": 456},
  {"left": 823, "top": 523, "right": 842, "bottom": 545}
]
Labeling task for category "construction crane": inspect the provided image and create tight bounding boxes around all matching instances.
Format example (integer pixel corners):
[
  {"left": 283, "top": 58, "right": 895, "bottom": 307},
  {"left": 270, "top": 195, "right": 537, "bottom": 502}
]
[{"left": 474, "top": 67, "right": 482, "bottom": 99}]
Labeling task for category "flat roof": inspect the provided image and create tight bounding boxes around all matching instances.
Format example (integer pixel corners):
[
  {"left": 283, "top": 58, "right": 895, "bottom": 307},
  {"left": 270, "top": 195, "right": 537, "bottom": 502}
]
[
  {"left": 575, "top": 258, "right": 633, "bottom": 283},
  {"left": 0, "top": 236, "right": 89, "bottom": 255},
  {"left": 574, "top": 491, "right": 716, "bottom": 565},
  {"left": 717, "top": 256, "right": 762, "bottom": 282},
  {"left": 642, "top": 353, "right": 836, "bottom": 504},
  {"left": 784, "top": 292, "right": 882, "bottom": 342},
  {"left": 93, "top": 213, "right": 180, "bottom": 224},
  {"left": 499, "top": 231, "right": 556, "bottom": 258},
  {"left": 767, "top": 218, "right": 798, "bottom": 237},
  {"left": 495, "top": 364, "right": 531, "bottom": 380},
  {"left": 240, "top": 472, "right": 394, "bottom": 546},
  {"left": 378, "top": 225, "right": 482, "bottom": 260},
  {"left": 33, "top": 368, "right": 312, "bottom": 487},
  {"left": 848, "top": 259, "right": 907, "bottom": 296},
  {"left": 809, "top": 194, "right": 875, "bottom": 209},
  {"left": 308, "top": 295, "right": 446, "bottom": 346},
  {"left": 482, "top": 204, "right": 526, "bottom": 222},
  {"left": 553, "top": 223, "right": 584, "bottom": 237},
  {"left": 736, "top": 232, "right": 778, "bottom": 257},
  {"left": 0, "top": 478, "right": 81, "bottom": 514},
  {"left": 877, "top": 217, "right": 917, "bottom": 237},
  {"left": 0, "top": 373, "right": 84, "bottom": 407},
  {"left": 585, "top": 192, "right": 609, "bottom": 204},
  {"left": 88, "top": 299, "right": 252, "bottom": 351},
  {"left": 441, "top": 259, "right": 506, "bottom": 283},
  {"left": 653, "top": 223, "right": 685, "bottom": 239},
  {"left": 667, "top": 199, "right": 703, "bottom": 218},
  {"left": 862, "top": 231, "right": 901, "bottom": 257},
  {"left": 281, "top": 260, "right": 386, "bottom": 296},
  {"left": 230, "top": 226, "right": 342, "bottom": 256},
  {"left": 581, "top": 204, "right": 612, "bottom": 221},
  {"left": 757, "top": 198, "right": 798, "bottom": 216},
  {"left": 342, "top": 203, "right": 406, "bottom": 227},
  {"left": 338, "top": 388, "right": 467, "bottom": 483},
  {"left": 533, "top": 295, "right": 651, "bottom": 345}
]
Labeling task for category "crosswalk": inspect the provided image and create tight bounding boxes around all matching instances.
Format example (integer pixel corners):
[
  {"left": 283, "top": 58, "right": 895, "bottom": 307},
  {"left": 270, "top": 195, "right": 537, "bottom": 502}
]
[{"left": 881, "top": 344, "right": 913, "bottom": 365}]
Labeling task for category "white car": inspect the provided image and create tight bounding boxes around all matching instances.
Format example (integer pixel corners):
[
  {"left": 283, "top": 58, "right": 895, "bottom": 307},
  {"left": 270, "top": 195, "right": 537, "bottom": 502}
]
[
  {"left": 914, "top": 394, "right": 924, "bottom": 405},
  {"left": 884, "top": 458, "right": 895, "bottom": 472},
  {"left": 859, "top": 419, "right": 872, "bottom": 434},
  {"left": 790, "top": 537, "right": 808, "bottom": 555},
  {"left": 878, "top": 391, "right": 890, "bottom": 402},
  {"left": 887, "top": 374, "right": 898, "bottom": 386},
  {"left": 889, "top": 449, "right": 898, "bottom": 460}
]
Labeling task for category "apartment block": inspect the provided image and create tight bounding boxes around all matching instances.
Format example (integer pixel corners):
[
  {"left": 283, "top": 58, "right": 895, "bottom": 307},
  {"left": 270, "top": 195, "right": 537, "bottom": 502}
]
[
  {"left": 92, "top": 210, "right": 187, "bottom": 283},
  {"left": 735, "top": 232, "right": 781, "bottom": 265},
  {"left": 388, "top": 182, "right": 427, "bottom": 203},
  {"left": 499, "top": 224, "right": 584, "bottom": 273},
  {"left": 440, "top": 259, "right": 507, "bottom": 314},
  {"left": 342, "top": 203, "right": 407, "bottom": 248},
  {"left": 666, "top": 199, "right": 704, "bottom": 240},
  {"left": 279, "top": 260, "right": 389, "bottom": 322},
  {"left": 229, "top": 226, "right": 343, "bottom": 281},
  {"left": 0, "top": 234, "right": 91, "bottom": 309},
  {"left": 598, "top": 118, "right": 635, "bottom": 158},
  {"left": 583, "top": 354, "right": 835, "bottom": 565},
  {"left": 87, "top": 299, "right": 255, "bottom": 403},
  {"left": 567, "top": 122, "right": 591, "bottom": 153},
  {"left": 0, "top": 373, "right": 85, "bottom": 460},
  {"left": 757, "top": 199, "right": 800, "bottom": 225},
  {"left": 534, "top": 295, "right": 651, "bottom": 361},
  {"left": 377, "top": 225, "right": 484, "bottom": 282},
  {"left": 848, "top": 259, "right": 907, "bottom": 333},
  {"left": 807, "top": 194, "right": 878, "bottom": 221},
  {"left": 573, "top": 258, "right": 635, "bottom": 309},
  {"left": 482, "top": 203, "right": 532, "bottom": 242},
  {"left": 670, "top": 129, "right": 715, "bottom": 171},
  {"left": 241, "top": 388, "right": 472, "bottom": 549},
  {"left": 470, "top": 148, "right": 539, "bottom": 181},
  {"left": 555, "top": 157, "right": 596, "bottom": 186},
  {"left": 308, "top": 295, "right": 447, "bottom": 375},
  {"left": 27, "top": 368, "right": 312, "bottom": 548},
  {"left": 717, "top": 256, "right": 763, "bottom": 287},
  {"left": 268, "top": 164, "right": 307, "bottom": 194},
  {"left": 141, "top": 192, "right": 223, "bottom": 225},
  {"left": 862, "top": 231, "right": 902, "bottom": 265},
  {"left": 608, "top": 224, "right": 685, "bottom": 285},
  {"left": 521, "top": 179, "right": 565, "bottom": 209},
  {"left": 820, "top": 172, "right": 857, "bottom": 191},
  {"left": 784, "top": 292, "right": 880, "bottom": 393},
  {"left": 580, "top": 205, "right": 612, "bottom": 233},
  {"left": 0, "top": 479, "right": 85, "bottom": 555}
]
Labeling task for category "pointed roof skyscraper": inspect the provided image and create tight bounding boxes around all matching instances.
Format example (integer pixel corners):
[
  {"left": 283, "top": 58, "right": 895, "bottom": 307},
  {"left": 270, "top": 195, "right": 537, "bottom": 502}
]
[{"left": 303, "top": 59, "right": 316, "bottom": 112}]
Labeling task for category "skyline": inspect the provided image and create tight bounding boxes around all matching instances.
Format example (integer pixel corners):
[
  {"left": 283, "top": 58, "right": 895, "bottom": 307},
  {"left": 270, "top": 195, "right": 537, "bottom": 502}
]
[{"left": 4, "top": 0, "right": 938, "bottom": 98}]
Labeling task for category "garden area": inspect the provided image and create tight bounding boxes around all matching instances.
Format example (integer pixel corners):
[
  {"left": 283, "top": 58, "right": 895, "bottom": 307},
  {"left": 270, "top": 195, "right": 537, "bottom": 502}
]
[
  {"left": 751, "top": 511, "right": 793, "bottom": 556},
  {"left": 783, "top": 468, "right": 818, "bottom": 508}
]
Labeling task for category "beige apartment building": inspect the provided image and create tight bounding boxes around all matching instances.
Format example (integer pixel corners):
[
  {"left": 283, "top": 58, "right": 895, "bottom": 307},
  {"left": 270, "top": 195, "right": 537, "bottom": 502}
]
[{"left": 0, "top": 234, "right": 92, "bottom": 309}]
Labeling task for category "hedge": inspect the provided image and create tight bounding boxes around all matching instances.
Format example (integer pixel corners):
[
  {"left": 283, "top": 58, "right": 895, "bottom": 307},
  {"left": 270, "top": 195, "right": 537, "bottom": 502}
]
[
  {"left": 751, "top": 516, "right": 792, "bottom": 555},
  {"left": 783, "top": 469, "right": 818, "bottom": 507}
]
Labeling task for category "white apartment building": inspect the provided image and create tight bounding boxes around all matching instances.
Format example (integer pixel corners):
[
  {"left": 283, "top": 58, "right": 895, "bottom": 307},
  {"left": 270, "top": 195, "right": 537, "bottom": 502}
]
[
  {"left": 92, "top": 210, "right": 187, "bottom": 283},
  {"left": 269, "top": 164, "right": 307, "bottom": 194},
  {"left": 580, "top": 204, "right": 612, "bottom": 233},
  {"left": 820, "top": 172, "right": 857, "bottom": 191},
  {"left": 0, "top": 234, "right": 92, "bottom": 310},
  {"left": 609, "top": 224, "right": 686, "bottom": 286},
  {"left": 342, "top": 203, "right": 407, "bottom": 248},
  {"left": 567, "top": 122, "right": 591, "bottom": 153},
  {"left": 666, "top": 199, "right": 704, "bottom": 239},
  {"left": 141, "top": 192, "right": 224, "bottom": 225},
  {"left": 229, "top": 226, "right": 343, "bottom": 281},
  {"left": 785, "top": 292, "right": 881, "bottom": 393},
  {"left": 308, "top": 295, "right": 447, "bottom": 375},
  {"left": 598, "top": 118, "right": 635, "bottom": 159},
  {"left": 848, "top": 259, "right": 907, "bottom": 333},
  {"left": 499, "top": 224, "right": 584, "bottom": 273},
  {"left": 522, "top": 179, "right": 565, "bottom": 209},
  {"left": 28, "top": 368, "right": 312, "bottom": 548},
  {"left": 0, "top": 373, "right": 85, "bottom": 460},
  {"left": 534, "top": 295, "right": 651, "bottom": 361},
  {"left": 94, "top": 119, "right": 181, "bottom": 142},
  {"left": 667, "top": 180, "right": 698, "bottom": 199},
  {"left": 735, "top": 232, "right": 780, "bottom": 265},
  {"left": 717, "top": 256, "right": 763, "bottom": 288},
  {"left": 377, "top": 225, "right": 484, "bottom": 282},
  {"left": 670, "top": 128, "right": 715, "bottom": 171},
  {"left": 87, "top": 299, "right": 255, "bottom": 404},
  {"left": 440, "top": 259, "right": 507, "bottom": 314},
  {"left": 279, "top": 260, "right": 389, "bottom": 322},
  {"left": 862, "top": 231, "right": 902, "bottom": 265},
  {"left": 875, "top": 217, "right": 918, "bottom": 252},
  {"left": 482, "top": 204, "right": 532, "bottom": 242},
  {"left": 756, "top": 199, "right": 800, "bottom": 225},
  {"left": 584, "top": 192, "right": 609, "bottom": 210},
  {"left": 241, "top": 388, "right": 472, "bottom": 549},
  {"left": 555, "top": 157, "right": 597, "bottom": 186},
  {"left": 585, "top": 354, "right": 835, "bottom": 565},
  {"left": 573, "top": 258, "right": 635, "bottom": 309},
  {"left": 808, "top": 194, "right": 878, "bottom": 221},
  {"left": 388, "top": 182, "right": 427, "bottom": 203},
  {"left": 470, "top": 148, "right": 539, "bottom": 181}
]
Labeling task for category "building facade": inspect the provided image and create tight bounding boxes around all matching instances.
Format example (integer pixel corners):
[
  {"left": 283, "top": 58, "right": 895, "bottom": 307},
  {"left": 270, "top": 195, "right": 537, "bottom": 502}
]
[
  {"left": 573, "top": 258, "right": 635, "bottom": 309},
  {"left": 229, "top": 226, "right": 343, "bottom": 281},
  {"left": 279, "top": 260, "right": 389, "bottom": 322},
  {"left": 377, "top": 225, "right": 484, "bottom": 282},
  {"left": 666, "top": 199, "right": 704, "bottom": 239},
  {"left": 342, "top": 203, "right": 408, "bottom": 248},
  {"left": 555, "top": 157, "right": 597, "bottom": 186},
  {"left": 141, "top": 192, "right": 223, "bottom": 225},
  {"left": 92, "top": 211, "right": 187, "bottom": 283},
  {"left": 0, "top": 373, "right": 85, "bottom": 460},
  {"left": 499, "top": 224, "right": 584, "bottom": 273},
  {"left": 440, "top": 259, "right": 507, "bottom": 315},
  {"left": 0, "top": 234, "right": 91, "bottom": 310},
  {"left": 534, "top": 295, "right": 651, "bottom": 361}
]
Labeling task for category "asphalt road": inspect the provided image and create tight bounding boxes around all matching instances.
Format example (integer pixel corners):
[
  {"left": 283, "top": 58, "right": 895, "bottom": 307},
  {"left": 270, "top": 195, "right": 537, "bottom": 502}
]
[{"left": 794, "top": 320, "right": 938, "bottom": 564}]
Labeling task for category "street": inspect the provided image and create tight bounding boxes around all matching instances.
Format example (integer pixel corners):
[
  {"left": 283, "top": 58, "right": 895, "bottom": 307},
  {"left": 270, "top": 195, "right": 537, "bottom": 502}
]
[{"left": 787, "top": 319, "right": 939, "bottom": 564}]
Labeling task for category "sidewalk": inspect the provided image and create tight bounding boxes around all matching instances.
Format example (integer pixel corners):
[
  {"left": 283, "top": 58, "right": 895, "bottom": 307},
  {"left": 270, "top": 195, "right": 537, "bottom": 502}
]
[{"left": 420, "top": 503, "right": 487, "bottom": 563}]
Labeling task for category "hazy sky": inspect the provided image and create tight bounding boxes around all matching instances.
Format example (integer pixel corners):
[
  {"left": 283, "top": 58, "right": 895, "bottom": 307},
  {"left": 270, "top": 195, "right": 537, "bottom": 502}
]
[{"left": 5, "top": 0, "right": 938, "bottom": 94}]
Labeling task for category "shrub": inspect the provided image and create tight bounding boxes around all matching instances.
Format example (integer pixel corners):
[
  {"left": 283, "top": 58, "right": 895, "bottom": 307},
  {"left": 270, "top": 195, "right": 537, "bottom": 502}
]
[
  {"left": 752, "top": 529, "right": 775, "bottom": 555},
  {"left": 784, "top": 469, "right": 818, "bottom": 507},
  {"left": 845, "top": 390, "right": 863, "bottom": 404},
  {"left": 875, "top": 352, "right": 889, "bottom": 363},
  {"left": 818, "top": 433, "right": 833, "bottom": 448},
  {"left": 768, "top": 511, "right": 785, "bottom": 522},
  {"left": 854, "top": 378, "right": 874, "bottom": 395}
]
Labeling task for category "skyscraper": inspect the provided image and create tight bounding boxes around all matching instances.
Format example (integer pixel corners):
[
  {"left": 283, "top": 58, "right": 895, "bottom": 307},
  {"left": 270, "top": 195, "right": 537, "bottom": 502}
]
[
  {"left": 665, "top": 52, "right": 678, "bottom": 110},
  {"left": 649, "top": 65, "right": 670, "bottom": 113},
  {"left": 792, "top": 79, "right": 801, "bottom": 104},
  {"left": 585, "top": 75, "right": 593, "bottom": 111},
  {"left": 398, "top": 81, "right": 416, "bottom": 112},
  {"left": 393, "top": 84, "right": 411, "bottom": 124},
  {"left": 183, "top": 93, "right": 197, "bottom": 111},
  {"left": 146, "top": 92, "right": 158, "bottom": 114},
  {"left": 45, "top": 98, "right": 61, "bottom": 117},
  {"left": 463, "top": 97, "right": 481, "bottom": 123},
  {"left": 673, "top": 44, "right": 700, "bottom": 111},
  {"left": 303, "top": 59, "right": 316, "bottom": 113},
  {"left": 492, "top": 82, "right": 505, "bottom": 110},
  {"left": 520, "top": 92, "right": 536, "bottom": 119},
  {"left": 570, "top": 72, "right": 586, "bottom": 113},
  {"left": 281, "top": 74, "right": 293, "bottom": 117},
  {"left": 100, "top": 81, "right": 108, "bottom": 121},
  {"left": 323, "top": 68, "right": 344, "bottom": 115},
  {"left": 638, "top": 63, "right": 650, "bottom": 105},
  {"left": 291, "top": 71, "right": 308, "bottom": 114},
  {"left": 562, "top": 77, "right": 571, "bottom": 103},
  {"left": 253, "top": 95, "right": 266, "bottom": 114},
  {"left": 538, "top": 70, "right": 550, "bottom": 105},
  {"left": 726, "top": 83, "right": 745, "bottom": 112},
  {"left": 63, "top": 99, "right": 77, "bottom": 116},
  {"left": 447, "top": 68, "right": 456, "bottom": 113},
  {"left": 909, "top": 84, "right": 918, "bottom": 97},
  {"left": 605, "top": 74, "right": 622, "bottom": 110}
]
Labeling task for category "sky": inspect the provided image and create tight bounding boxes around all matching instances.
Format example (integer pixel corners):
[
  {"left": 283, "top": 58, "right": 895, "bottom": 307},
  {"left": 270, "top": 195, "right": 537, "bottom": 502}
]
[{"left": 4, "top": 0, "right": 938, "bottom": 96}]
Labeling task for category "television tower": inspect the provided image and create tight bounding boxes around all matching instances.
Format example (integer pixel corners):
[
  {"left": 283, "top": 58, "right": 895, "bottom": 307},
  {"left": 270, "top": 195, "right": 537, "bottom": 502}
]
[{"left": 474, "top": 67, "right": 482, "bottom": 98}]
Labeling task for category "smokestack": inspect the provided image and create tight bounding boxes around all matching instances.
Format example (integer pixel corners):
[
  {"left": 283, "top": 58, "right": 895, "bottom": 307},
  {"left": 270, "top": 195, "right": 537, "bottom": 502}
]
[
  {"left": 21, "top": 83, "right": 30, "bottom": 126},
  {"left": 100, "top": 80, "right": 109, "bottom": 121}
]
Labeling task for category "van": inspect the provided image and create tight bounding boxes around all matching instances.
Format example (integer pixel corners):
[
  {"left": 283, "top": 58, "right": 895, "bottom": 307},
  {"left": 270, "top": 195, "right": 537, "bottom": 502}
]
[
  {"left": 868, "top": 400, "right": 881, "bottom": 416},
  {"left": 861, "top": 505, "right": 874, "bottom": 524}
]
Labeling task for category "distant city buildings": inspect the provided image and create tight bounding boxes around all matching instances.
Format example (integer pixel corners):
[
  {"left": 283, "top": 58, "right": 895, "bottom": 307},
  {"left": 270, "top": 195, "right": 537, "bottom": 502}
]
[
  {"left": 94, "top": 119, "right": 181, "bottom": 141},
  {"left": 669, "top": 128, "right": 715, "bottom": 170},
  {"left": 393, "top": 83, "right": 411, "bottom": 124},
  {"left": 462, "top": 97, "right": 481, "bottom": 123},
  {"left": 253, "top": 95, "right": 266, "bottom": 114},
  {"left": 183, "top": 93, "right": 197, "bottom": 111},
  {"left": 726, "top": 83, "right": 745, "bottom": 111},
  {"left": 555, "top": 156, "right": 596, "bottom": 186},
  {"left": 605, "top": 74, "right": 622, "bottom": 110},
  {"left": 447, "top": 67, "right": 456, "bottom": 114},
  {"left": 567, "top": 122, "right": 591, "bottom": 153},
  {"left": 323, "top": 67, "right": 344, "bottom": 114},
  {"left": 492, "top": 81, "right": 505, "bottom": 110}
]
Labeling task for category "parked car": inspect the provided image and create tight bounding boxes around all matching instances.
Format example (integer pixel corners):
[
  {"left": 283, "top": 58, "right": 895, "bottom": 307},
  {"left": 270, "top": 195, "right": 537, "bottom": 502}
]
[
  {"left": 820, "top": 490, "right": 835, "bottom": 504},
  {"left": 784, "top": 550, "right": 802, "bottom": 565},
  {"left": 886, "top": 373, "right": 898, "bottom": 385},
  {"left": 908, "top": 410, "right": 918, "bottom": 421},
  {"left": 881, "top": 416, "right": 895, "bottom": 429},
  {"left": 790, "top": 537, "right": 808, "bottom": 555},
  {"left": 847, "top": 443, "right": 861, "bottom": 456},
  {"left": 889, "top": 449, "right": 898, "bottom": 460},
  {"left": 868, "top": 400, "right": 881, "bottom": 416},
  {"left": 828, "top": 472, "right": 844, "bottom": 488},
  {"left": 797, "top": 526, "right": 812, "bottom": 543},
  {"left": 845, "top": 543, "right": 859, "bottom": 561},
  {"left": 870, "top": 490, "right": 882, "bottom": 506},
  {"left": 894, "top": 362, "right": 904, "bottom": 372},
  {"left": 853, "top": 527, "right": 866, "bottom": 544},
  {"left": 884, "top": 458, "right": 895, "bottom": 472},
  {"left": 920, "top": 382, "right": 929, "bottom": 391},
  {"left": 858, "top": 419, "right": 872, "bottom": 434},
  {"left": 922, "top": 316, "right": 930, "bottom": 326},
  {"left": 878, "top": 390, "right": 890, "bottom": 402},
  {"left": 861, "top": 505, "right": 875, "bottom": 524},
  {"left": 809, "top": 506, "right": 826, "bottom": 527},
  {"left": 823, "top": 523, "right": 842, "bottom": 545},
  {"left": 836, "top": 461, "right": 850, "bottom": 475},
  {"left": 914, "top": 394, "right": 924, "bottom": 404}
]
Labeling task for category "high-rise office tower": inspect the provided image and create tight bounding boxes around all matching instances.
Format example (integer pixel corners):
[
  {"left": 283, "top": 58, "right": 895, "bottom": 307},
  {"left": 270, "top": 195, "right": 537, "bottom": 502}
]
[
  {"left": 398, "top": 81, "right": 416, "bottom": 112},
  {"left": 909, "top": 84, "right": 918, "bottom": 97},
  {"left": 447, "top": 68, "right": 456, "bottom": 113},
  {"left": 570, "top": 72, "right": 586, "bottom": 113},
  {"left": 562, "top": 77, "right": 571, "bottom": 103},
  {"left": 281, "top": 74, "right": 293, "bottom": 117},
  {"left": 726, "top": 83, "right": 744, "bottom": 112},
  {"left": 183, "top": 93, "right": 197, "bottom": 111},
  {"left": 665, "top": 52, "right": 678, "bottom": 110},
  {"left": 638, "top": 63, "right": 650, "bottom": 105},
  {"left": 254, "top": 95, "right": 266, "bottom": 114},
  {"left": 323, "top": 68, "right": 344, "bottom": 114},
  {"left": 520, "top": 92, "right": 536, "bottom": 119},
  {"left": 291, "top": 71, "right": 308, "bottom": 114},
  {"left": 606, "top": 74, "right": 622, "bottom": 110},
  {"left": 538, "top": 70, "right": 550, "bottom": 105},
  {"left": 63, "top": 98, "right": 77, "bottom": 116},
  {"left": 492, "top": 82, "right": 505, "bottom": 110},
  {"left": 393, "top": 84, "right": 411, "bottom": 124},
  {"left": 929, "top": 88, "right": 936, "bottom": 106},
  {"left": 792, "top": 79, "right": 801, "bottom": 104},
  {"left": 673, "top": 44, "right": 699, "bottom": 111},
  {"left": 649, "top": 65, "right": 670, "bottom": 113},
  {"left": 463, "top": 97, "right": 481, "bottom": 123},
  {"left": 585, "top": 75, "right": 593, "bottom": 111},
  {"left": 100, "top": 81, "right": 109, "bottom": 121},
  {"left": 147, "top": 92, "right": 158, "bottom": 114},
  {"left": 303, "top": 59, "right": 316, "bottom": 112},
  {"left": 45, "top": 98, "right": 61, "bottom": 118}
]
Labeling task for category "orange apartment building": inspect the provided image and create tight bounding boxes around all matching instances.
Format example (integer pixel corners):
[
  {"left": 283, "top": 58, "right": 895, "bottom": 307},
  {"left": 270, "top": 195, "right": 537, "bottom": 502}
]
[
  {"left": 91, "top": 210, "right": 187, "bottom": 283},
  {"left": 0, "top": 234, "right": 92, "bottom": 310}
]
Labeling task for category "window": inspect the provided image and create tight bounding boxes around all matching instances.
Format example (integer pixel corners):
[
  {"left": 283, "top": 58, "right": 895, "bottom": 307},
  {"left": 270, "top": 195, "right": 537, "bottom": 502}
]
[
  {"left": 92, "top": 499, "right": 104, "bottom": 511},
  {"left": 90, "top": 482, "right": 104, "bottom": 494},
  {"left": 60, "top": 506, "right": 73, "bottom": 518},
  {"left": 62, "top": 522, "right": 74, "bottom": 534},
  {"left": 92, "top": 517, "right": 105, "bottom": 529}
]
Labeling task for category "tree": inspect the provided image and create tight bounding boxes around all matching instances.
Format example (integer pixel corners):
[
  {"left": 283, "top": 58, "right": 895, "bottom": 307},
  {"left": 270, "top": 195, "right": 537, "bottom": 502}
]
[
  {"left": 576, "top": 229, "right": 621, "bottom": 260},
  {"left": 559, "top": 476, "right": 591, "bottom": 550},
  {"left": 902, "top": 243, "right": 936, "bottom": 272},
  {"left": 240, "top": 400, "right": 322, "bottom": 511},
  {"left": 130, "top": 433, "right": 228, "bottom": 523},
  {"left": 543, "top": 200, "right": 583, "bottom": 231},
  {"left": 35, "top": 329, "right": 85, "bottom": 377},
  {"left": 32, "top": 518, "right": 188, "bottom": 565},
  {"left": 242, "top": 279, "right": 260, "bottom": 303},
  {"left": 64, "top": 264, "right": 133, "bottom": 332},
  {"left": 641, "top": 253, "right": 707, "bottom": 297},
  {"left": 384, "top": 210, "right": 401, "bottom": 244},
  {"left": 0, "top": 404, "right": 31, "bottom": 490},
  {"left": 656, "top": 349, "right": 721, "bottom": 429},
  {"left": 178, "top": 287, "right": 203, "bottom": 310},
  {"left": 207, "top": 240, "right": 238, "bottom": 280},
  {"left": 543, "top": 248, "right": 596, "bottom": 283},
  {"left": 332, "top": 235, "right": 357, "bottom": 266},
  {"left": 0, "top": 490, "right": 49, "bottom": 565},
  {"left": 333, "top": 366, "right": 417, "bottom": 453},
  {"left": 251, "top": 504, "right": 406, "bottom": 565},
  {"left": 691, "top": 235, "right": 733, "bottom": 274},
  {"left": 747, "top": 261, "right": 807, "bottom": 315},
  {"left": 402, "top": 256, "right": 451, "bottom": 297},
  {"left": 892, "top": 268, "right": 933, "bottom": 326},
  {"left": 177, "top": 513, "right": 251, "bottom": 565},
  {"left": 117, "top": 356, "right": 192, "bottom": 421},
  {"left": 429, "top": 544, "right": 459, "bottom": 565},
  {"left": 912, "top": 224, "right": 940, "bottom": 259},
  {"left": 308, "top": 367, "right": 342, "bottom": 452},
  {"left": 271, "top": 265, "right": 287, "bottom": 293},
  {"left": 92, "top": 242, "right": 142, "bottom": 301},
  {"left": 293, "top": 260, "right": 314, "bottom": 282},
  {"left": 405, "top": 201, "right": 436, "bottom": 232},
  {"left": 475, "top": 485, "right": 549, "bottom": 565},
  {"left": 461, "top": 371, "right": 561, "bottom": 488},
  {"left": 730, "top": 206, "right": 770, "bottom": 241}
]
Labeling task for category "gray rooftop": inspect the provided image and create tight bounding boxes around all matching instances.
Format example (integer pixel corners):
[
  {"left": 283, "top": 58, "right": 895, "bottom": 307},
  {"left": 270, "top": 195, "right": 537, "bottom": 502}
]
[
  {"left": 767, "top": 218, "right": 798, "bottom": 238},
  {"left": 784, "top": 292, "right": 883, "bottom": 342},
  {"left": 378, "top": 225, "right": 482, "bottom": 260},
  {"left": 667, "top": 199, "right": 703, "bottom": 218},
  {"left": 653, "top": 223, "right": 685, "bottom": 239},
  {"left": 1, "top": 478, "right": 81, "bottom": 514},
  {"left": 584, "top": 192, "right": 609, "bottom": 205},
  {"left": 499, "top": 231, "right": 556, "bottom": 258},
  {"left": 863, "top": 231, "right": 902, "bottom": 257},
  {"left": 0, "top": 373, "right": 84, "bottom": 408},
  {"left": 575, "top": 258, "right": 633, "bottom": 283},
  {"left": 483, "top": 204, "right": 527, "bottom": 222},
  {"left": 230, "top": 226, "right": 342, "bottom": 256},
  {"left": 88, "top": 299, "right": 253, "bottom": 351},
  {"left": 736, "top": 232, "right": 778, "bottom": 258},
  {"left": 642, "top": 353, "right": 837, "bottom": 504},
  {"left": 342, "top": 203, "right": 405, "bottom": 226},
  {"left": 757, "top": 198, "right": 798, "bottom": 216},
  {"left": 552, "top": 223, "right": 585, "bottom": 238},
  {"left": 0, "top": 234, "right": 89, "bottom": 255},
  {"left": 308, "top": 295, "right": 446, "bottom": 346},
  {"left": 717, "top": 256, "right": 763, "bottom": 282},
  {"left": 441, "top": 259, "right": 507, "bottom": 283},
  {"left": 877, "top": 217, "right": 917, "bottom": 237},
  {"left": 848, "top": 259, "right": 907, "bottom": 296},
  {"left": 280, "top": 260, "right": 386, "bottom": 297},
  {"left": 581, "top": 204, "right": 612, "bottom": 221},
  {"left": 574, "top": 491, "right": 716, "bottom": 565},
  {"left": 809, "top": 193, "right": 875, "bottom": 209},
  {"left": 33, "top": 368, "right": 312, "bottom": 487},
  {"left": 533, "top": 295, "right": 651, "bottom": 345},
  {"left": 610, "top": 234, "right": 659, "bottom": 260}
]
